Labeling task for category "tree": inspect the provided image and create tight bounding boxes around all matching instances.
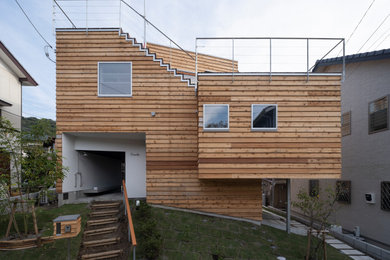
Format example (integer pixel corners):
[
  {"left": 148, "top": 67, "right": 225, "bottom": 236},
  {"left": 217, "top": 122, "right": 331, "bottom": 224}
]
[
  {"left": 0, "top": 116, "right": 66, "bottom": 238},
  {"left": 292, "top": 186, "right": 339, "bottom": 260}
]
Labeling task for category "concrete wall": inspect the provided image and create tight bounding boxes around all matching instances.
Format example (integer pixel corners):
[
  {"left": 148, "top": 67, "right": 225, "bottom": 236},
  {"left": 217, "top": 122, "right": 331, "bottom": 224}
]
[
  {"left": 0, "top": 58, "right": 21, "bottom": 129},
  {"left": 292, "top": 59, "right": 390, "bottom": 246},
  {"left": 62, "top": 133, "right": 146, "bottom": 198}
]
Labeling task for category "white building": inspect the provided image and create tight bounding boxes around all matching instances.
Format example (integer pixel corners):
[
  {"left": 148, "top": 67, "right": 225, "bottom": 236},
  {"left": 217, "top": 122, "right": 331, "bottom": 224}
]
[{"left": 0, "top": 41, "right": 37, "bottom": 190}]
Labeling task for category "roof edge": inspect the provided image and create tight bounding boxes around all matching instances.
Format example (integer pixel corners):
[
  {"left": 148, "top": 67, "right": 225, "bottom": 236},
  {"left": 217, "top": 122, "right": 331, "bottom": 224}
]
[
  {"left": 0, "top": 41, "right": 38, "bottom": 86},
  {"left": 313, "top": 48, "right": 390, "bottom": 71}
]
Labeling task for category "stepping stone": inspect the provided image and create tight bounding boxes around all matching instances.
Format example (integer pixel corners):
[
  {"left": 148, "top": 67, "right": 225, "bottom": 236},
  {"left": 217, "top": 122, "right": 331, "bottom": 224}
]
[
  {"left": 329, "top": 243, "right": 353, "bottom": 250},
  {"left": 326, "top": 239, "right": 343, "bottom": 244},
  {"left": 340, "top": 249, "right": 364, "bottom": 256},
  {"left": 349, "top": 256, "right": 374, "bottom": 260}
]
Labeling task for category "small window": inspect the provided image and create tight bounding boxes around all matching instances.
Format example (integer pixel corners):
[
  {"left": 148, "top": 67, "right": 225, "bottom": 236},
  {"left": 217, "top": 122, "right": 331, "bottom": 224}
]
[
  {"left": 381, "top": 181, "right": 390, "bottom": 211},
  {"left": 341, "top": 111, "right": 351, "bottom": 136},
  {"left": 251, "top": 104, "right": 277, "bottom": 131},
  {"left": 98, "top": 62, "right": 132, "bottom": 97},
  {"left": 336, "top": 180, "right": 351, "bottom": 203},
  {"left": 369, "top": 96, "right": 388, "bottom": 134},
  {"left": 203, "top": 104, "right": 229, "bottom": 131},
  {"left": 309, "top": 180, "right": 319, "bottom": 197}
]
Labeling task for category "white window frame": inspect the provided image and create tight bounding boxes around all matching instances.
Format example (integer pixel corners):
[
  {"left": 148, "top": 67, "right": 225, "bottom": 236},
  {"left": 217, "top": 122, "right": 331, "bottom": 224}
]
[
  {"left": 203, "top": 104, "right": 229, "bottom": 131},
  {"left": 251, "top": 104, "right": 278, "bottom": 131},
  {"left": 98, "top": 61, "right": 132, "bottom": 97}
]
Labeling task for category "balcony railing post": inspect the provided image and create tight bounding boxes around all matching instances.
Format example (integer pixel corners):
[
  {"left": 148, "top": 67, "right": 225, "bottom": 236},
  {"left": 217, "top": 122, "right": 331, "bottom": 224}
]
[
  {"left": 307, "top": 38, "right": 309, "bottom": 82},
  {"left": 232, "top": 39, "right": 235, "bottom": 82},
  {"left": 342, "top": 39, "right": 346, "bottom": 82},
  {"left": 269, "top": 38, "right": 272, "bottom": 82},
  {"left": 195, "top": 39, "right": 198, "bottom": 92}
]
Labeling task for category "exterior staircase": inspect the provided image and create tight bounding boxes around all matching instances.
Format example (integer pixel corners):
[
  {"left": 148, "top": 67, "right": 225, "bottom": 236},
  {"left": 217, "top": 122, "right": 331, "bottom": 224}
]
[{"left": 79, "top": 200, "right": 129, "bottom": 260}]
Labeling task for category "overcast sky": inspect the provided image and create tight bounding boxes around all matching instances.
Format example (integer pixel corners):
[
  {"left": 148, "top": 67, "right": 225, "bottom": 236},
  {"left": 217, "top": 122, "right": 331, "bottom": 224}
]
[{"left": 0, "top": 0, "right": 389, "bottom": 120}]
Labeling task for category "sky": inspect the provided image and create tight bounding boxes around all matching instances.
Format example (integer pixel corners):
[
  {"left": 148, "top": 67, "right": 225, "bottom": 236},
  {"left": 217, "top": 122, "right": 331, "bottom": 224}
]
[{"left": 0, "top": 0, "right": 389, "bottom": 120}]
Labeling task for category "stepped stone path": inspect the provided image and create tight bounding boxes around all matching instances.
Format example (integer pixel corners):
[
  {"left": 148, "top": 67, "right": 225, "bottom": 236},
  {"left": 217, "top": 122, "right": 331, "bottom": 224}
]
[
  {"left": 79, "top": 201, "right": 129, "bottom": 260},
  {"left": 262, "top": 209, "right": 374, "bottom": 260}
]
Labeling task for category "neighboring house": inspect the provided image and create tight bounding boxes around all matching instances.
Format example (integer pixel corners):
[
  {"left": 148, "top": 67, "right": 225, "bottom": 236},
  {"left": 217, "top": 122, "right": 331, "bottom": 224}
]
[
  {"left": 291, "top": 49, "right": 390, "bottom": 246},
  {"left": 0, "top": 41, "right": 38, "bottom": 189},
  {"left": 55, "top": 28, "right": 342, "bottom": 222}
]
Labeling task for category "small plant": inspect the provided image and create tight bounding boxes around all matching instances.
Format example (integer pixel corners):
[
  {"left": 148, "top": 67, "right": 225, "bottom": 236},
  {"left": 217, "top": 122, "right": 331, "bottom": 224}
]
[
  {"left": 211, "top": 244, "right": 225, "bottom": 260},
  {"left": 133, "top": 201, "right": 162, "bottom": 260},
  {"left": 292, "top": 186, "right": 339, "bottom": 260}
]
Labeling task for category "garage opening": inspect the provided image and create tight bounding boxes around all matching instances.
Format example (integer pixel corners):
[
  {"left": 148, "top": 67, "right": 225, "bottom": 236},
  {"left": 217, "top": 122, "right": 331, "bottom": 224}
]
[{"left": 76, "top": 150, "right": 125, "bottom": 195}]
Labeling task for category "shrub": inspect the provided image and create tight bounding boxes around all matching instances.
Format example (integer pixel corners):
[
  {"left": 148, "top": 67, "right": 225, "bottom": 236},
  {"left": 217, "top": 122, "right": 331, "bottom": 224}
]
[{"left": 133, "top": 201, "right": 162, "bottom": 260}]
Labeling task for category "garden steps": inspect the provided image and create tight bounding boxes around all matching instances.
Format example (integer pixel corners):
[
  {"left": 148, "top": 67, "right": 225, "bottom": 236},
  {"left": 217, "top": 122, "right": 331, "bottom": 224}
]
[
  {"left": 83, "top": 225, "right": 119, "bottom": 238},
  {"left": 82, "top": 237, "right": 121, "bottom": 248},
  {"left": 79, "top": 200, "right": 129, "bottom": 259},
  {"left": 87, "top": 217, "right": 118, "bottom": 227},
  {"left": 81, "top": 249, "right": 123, "bottom": 259}
]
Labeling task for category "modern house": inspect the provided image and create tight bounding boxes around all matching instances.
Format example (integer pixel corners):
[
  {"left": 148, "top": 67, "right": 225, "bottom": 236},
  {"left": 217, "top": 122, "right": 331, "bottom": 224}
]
[
  {"left": 0, "top": 41, "right": 38, "bottom": 189},
  {"left": 291, "top": 49, "right": 390, "bottom": 246},
  {"left": 55, "top": 28, "right": 342, "bottom": 222}
]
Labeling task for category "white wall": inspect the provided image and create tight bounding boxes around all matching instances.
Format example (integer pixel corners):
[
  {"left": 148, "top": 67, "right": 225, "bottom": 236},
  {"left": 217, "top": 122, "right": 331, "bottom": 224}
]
[
  {"left": 0, "top": 58, "right": 21, "bottom": 129},
  {"left": 62, "top": 133, "right": 146, "bottom": 198}
]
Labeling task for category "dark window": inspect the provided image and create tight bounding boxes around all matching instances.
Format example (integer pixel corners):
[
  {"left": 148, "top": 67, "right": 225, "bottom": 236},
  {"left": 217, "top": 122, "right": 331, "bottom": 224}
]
[
  {"left": 309, "top": 180, "right": 319, "bottom": 197},
  {"left": 336, "top": 180, "right": 351, "bottom": 203},
  {"left": 341, "top": 111, "right": 351, "bottom": 136},
  {"left": 251, "top": 104, "right": 277, "bottom": 130},
  {"left": 369, "top": 96, "right": 388, "bottom": 134},
  {"left": 381, "top": 181, "right": 390, "bottom": 211}
]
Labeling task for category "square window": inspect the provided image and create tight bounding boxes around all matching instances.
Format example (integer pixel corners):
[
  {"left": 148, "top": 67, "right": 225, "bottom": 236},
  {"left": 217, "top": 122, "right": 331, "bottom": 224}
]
[
  {"left": 336, "top": 180, "right": 351, "bottom": 203},
  {"left": 98, "top": 62, "right": 132, "bottom": 97},
  {"left": 381, "top": 181, "right": 390, "bottom": 211},
  {"left": 203, "top": 104, "right": 229, "bottom": 131},
  {"left": 341, "top": 111, "right": 351, "bottom": 137},
  {"left": 251, "top": 104, "right": 277, "bottom": 131},
  {"left": 369, "top": 96, "right": 388, "bottom": 134}
]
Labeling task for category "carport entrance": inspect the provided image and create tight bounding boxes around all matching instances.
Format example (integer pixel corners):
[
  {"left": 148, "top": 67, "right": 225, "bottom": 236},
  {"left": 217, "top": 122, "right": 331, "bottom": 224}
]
[
  {"left": 77, "top": 150, "right": 125, "bottom": 195},
  {"left": 61, "top": 132, "right": 146, "bottom": 204}
]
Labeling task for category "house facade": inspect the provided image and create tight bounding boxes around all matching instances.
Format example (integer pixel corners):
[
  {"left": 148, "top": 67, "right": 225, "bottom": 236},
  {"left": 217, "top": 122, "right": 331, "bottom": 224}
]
[
  {"left": 55, "top": 28, "right": 342, "bottom": 221},
  {"left": 291, "top": 49, "right": 390, "bottom": 245},
  {"left": 0, "top": 41, "right": 37, "bottom": 190}
]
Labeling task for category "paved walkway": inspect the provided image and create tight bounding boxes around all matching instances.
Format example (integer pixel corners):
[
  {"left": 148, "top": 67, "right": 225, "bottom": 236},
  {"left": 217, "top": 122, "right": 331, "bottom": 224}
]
[{"left": 262, "top": 209, "right": 374, "bottom": 260}]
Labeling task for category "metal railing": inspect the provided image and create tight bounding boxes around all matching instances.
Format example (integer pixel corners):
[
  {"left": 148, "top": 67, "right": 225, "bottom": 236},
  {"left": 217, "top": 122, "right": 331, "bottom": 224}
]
[
  {"left": 195, "top": 37, "right": 345, "bottom": 84},
  {"left": 122, "top": 179, "right": 136, "bottom": 260},
  {"left": 53, "top": 0, "right": 194, "bottom": 60}
]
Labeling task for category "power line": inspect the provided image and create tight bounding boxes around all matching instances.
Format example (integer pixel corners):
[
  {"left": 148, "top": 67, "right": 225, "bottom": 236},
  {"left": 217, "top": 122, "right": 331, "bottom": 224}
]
[
  {"left": 13, "top": 0, "right": 54, "bottom": 49},
  {"left": 357, "top": 13, "right": 390, "bottom": 53},
  {"left": 375, "top": 33, "right": 390, "bottom": 49},
  {"left": 337, "top": 0, "right": 376, "bottom": 56},
  {"left": 367, "top": 26, "right": 390, "bottom": 51}
]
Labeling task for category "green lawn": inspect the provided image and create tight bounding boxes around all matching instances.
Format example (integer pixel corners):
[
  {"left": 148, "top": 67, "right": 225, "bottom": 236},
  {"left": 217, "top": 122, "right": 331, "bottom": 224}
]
[
  {"left": 151, "top": 207, "right": 350, "bottom": 260},
  {"left": 0, "top": 203, "right": 89, "bottom": 260}
]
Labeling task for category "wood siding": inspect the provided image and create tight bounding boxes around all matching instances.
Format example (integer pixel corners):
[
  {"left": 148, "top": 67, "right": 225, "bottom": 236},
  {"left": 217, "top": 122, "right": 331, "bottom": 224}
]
[
  {"left": 55, "top": 30, "right": 261, "bottom": 220},
  {"left": 147, "top": 43, "right": 238, "bottom": 73},
  {"left": 198, "top": 74, "right": 342, "bottom": 179}
]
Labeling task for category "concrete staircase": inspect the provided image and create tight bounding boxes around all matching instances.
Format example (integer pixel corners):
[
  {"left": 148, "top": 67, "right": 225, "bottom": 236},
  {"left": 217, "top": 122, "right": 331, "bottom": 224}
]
[{"left": 79, "top": 201, "right": 129, "bottom": 260}]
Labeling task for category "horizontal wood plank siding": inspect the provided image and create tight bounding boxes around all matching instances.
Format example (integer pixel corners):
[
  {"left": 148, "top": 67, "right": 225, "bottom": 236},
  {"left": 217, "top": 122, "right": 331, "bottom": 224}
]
[
  {"left": 147, "top": 43, "right": 238, "bottom": 73},
  {"left": 198, "top": 74, "right": 342, "bottom": 179},
  {"left": 55, "top": 30, "right": 261, "bottom": 220}
]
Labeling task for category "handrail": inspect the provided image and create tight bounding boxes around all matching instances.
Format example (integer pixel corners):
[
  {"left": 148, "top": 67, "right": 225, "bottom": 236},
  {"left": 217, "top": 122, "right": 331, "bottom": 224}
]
[{"left": 122, "top": 179, "right": 136, "bottom": 259}]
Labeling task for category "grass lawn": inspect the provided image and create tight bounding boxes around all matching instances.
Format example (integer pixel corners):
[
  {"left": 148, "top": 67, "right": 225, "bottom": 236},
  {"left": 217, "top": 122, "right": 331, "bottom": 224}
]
[
  {"left": 0, "top": 203, "right": 89, "bottom": 260},
  {"left": 151, "top": 207, "right": 350, "bottom": 260}
]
